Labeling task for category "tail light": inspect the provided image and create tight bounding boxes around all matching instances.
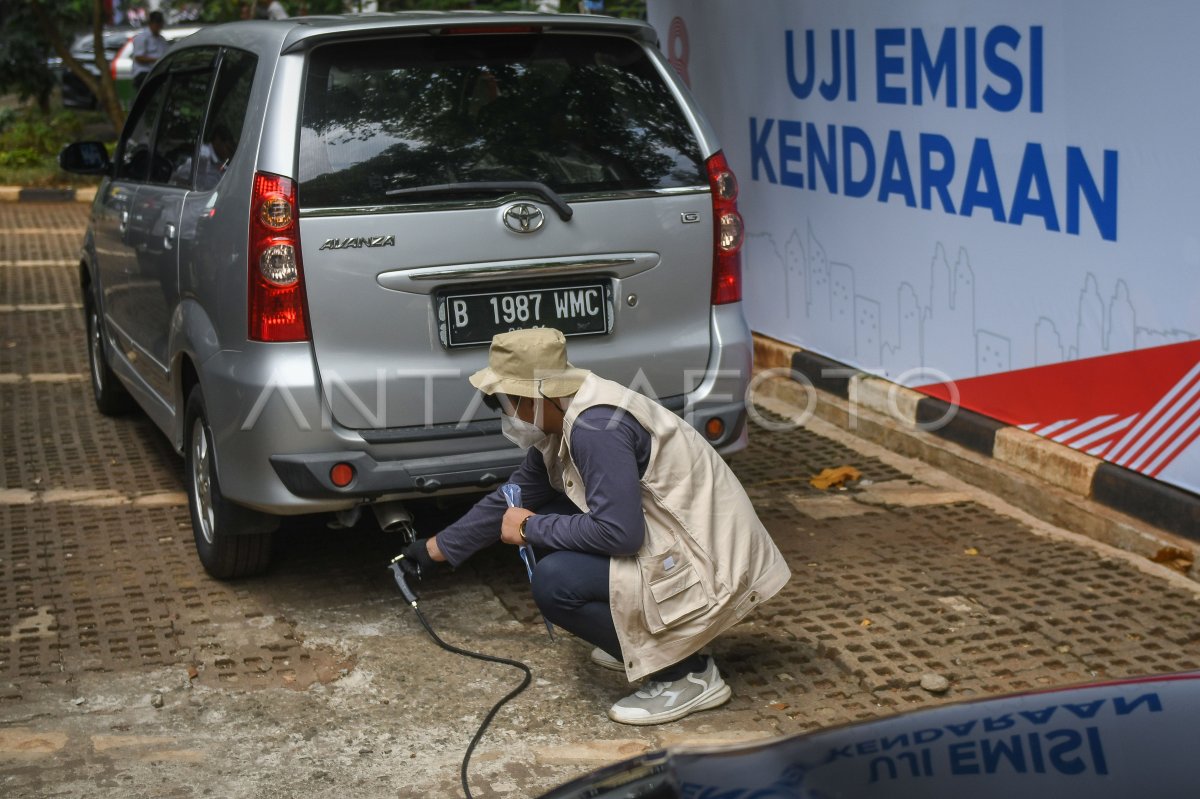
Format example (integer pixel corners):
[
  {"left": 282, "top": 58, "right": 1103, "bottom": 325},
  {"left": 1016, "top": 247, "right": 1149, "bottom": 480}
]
[
  {"left": 248, "top": 172, "right": 309, "bottom": 342},
  {"left": 113, "top": 39, "right": 131, "bottom": 81},
  {"left": 706, "top": 151, "right": 743, "bottom": 305}
]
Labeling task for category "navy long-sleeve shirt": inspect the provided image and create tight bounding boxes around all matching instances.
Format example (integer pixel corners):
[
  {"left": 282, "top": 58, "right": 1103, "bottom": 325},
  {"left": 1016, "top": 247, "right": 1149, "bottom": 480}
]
[{"left": 435, "top": 406, "right": 652, "bottom": 566}]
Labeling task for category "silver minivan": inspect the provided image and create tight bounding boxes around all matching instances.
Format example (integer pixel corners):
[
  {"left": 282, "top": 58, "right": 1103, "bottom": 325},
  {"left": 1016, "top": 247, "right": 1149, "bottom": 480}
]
[{"left": 61, "top": 13, "right": 753, "bottom": 579}]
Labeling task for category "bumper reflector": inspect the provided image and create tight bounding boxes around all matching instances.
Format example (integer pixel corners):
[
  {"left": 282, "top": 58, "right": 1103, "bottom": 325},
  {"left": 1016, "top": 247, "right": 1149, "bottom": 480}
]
[{"left": 330, "top": 463, "right": 355, "bottom": 488}]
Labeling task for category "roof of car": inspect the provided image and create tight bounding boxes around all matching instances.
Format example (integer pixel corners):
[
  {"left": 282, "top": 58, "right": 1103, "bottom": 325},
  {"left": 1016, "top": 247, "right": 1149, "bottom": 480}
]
[
  {"left": 162, "top": 26, "right": 206, "bottom": 41},
  {"left": 177, "top": 12, "right": 657, "bottom": 54}
]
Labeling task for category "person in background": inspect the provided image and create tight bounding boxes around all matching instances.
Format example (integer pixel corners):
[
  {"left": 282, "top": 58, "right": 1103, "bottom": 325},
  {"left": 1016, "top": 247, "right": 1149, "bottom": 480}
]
[
  {"left": 266, "top": 1, "right": 289, "bottom": 19},
  {"left": 131, "top": 11, "right": 167, "bottom": 89}
]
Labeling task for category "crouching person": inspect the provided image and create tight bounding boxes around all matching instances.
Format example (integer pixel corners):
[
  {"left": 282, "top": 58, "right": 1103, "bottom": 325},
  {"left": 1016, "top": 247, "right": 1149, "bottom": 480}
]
[{"left": 399, "top": 328, "right": 790, "bottom": 725}]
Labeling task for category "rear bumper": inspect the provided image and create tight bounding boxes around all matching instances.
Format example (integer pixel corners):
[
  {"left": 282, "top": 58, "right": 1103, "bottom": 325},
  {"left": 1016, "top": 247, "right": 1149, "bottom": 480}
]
[
  {"left": 203, "top": 304, "right": 754, "bottom": 514},
  {"left": 271, "top": 446, "right": 526, "bottom": 499},
  {"left": 268, "top": 394, "right": 749, "bottom": 501}
]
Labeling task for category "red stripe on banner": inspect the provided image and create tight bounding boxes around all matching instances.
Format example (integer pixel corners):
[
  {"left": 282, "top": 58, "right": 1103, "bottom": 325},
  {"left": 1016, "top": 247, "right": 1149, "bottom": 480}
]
[
  {"left": 1053, "top": 414, "right": 1117, "bottom": 446},
  {"left": 1137, "top": 396, "right": 1200, "bottom": 474},
  {"left": 1149, "top": 411, "right": 1200, "bottom": 477},
  {"left": 917, "top": 340, "right": 1200, "bottom": 427},
  {"left": 1109, "top": 363, "right": 1200, "bottom": 465},
  {"left": 1067, "top": 414, "right": 1138, "bottom": 451}
]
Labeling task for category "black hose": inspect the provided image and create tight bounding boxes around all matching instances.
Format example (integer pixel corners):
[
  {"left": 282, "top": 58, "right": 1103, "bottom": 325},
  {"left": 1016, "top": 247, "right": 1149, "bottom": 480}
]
[{"left": 408, "top": 601, "right": 533, "bottom": 799}]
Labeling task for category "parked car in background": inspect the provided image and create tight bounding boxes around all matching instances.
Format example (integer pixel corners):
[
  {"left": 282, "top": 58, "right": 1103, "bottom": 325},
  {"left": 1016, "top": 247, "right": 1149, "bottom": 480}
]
[
  {"left": 57, "top": 28, "right": 137, "bottom": 109},
  {"left": 111, "top": 26, "right": 204, "bottom": 106},
  {"left": 59, "top": 13, "right": 751, "bottom": 579}
]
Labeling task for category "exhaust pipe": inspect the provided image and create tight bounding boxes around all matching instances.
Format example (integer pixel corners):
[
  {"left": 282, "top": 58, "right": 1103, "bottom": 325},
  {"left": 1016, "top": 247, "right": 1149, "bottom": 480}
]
[{"left": 372, "top": 501, "right": 415, "bottom": 540}]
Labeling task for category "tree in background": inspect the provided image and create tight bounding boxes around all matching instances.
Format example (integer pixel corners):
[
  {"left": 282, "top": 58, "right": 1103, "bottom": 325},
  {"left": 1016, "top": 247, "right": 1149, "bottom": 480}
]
[
  {"left": 0, "top": 2, "right": 59, "bottom": 113},
  {"left": 199, "top": 0, "right": 344, "bottom": 21},
  {"left": 0, "top": 0, "right": 127, "bottom": 129},
  {"left": 260, "top": 1, "right": 644, "bottom": 16},
  {"left": 0, "top": 0, "right": 648, "bottom": 125}
]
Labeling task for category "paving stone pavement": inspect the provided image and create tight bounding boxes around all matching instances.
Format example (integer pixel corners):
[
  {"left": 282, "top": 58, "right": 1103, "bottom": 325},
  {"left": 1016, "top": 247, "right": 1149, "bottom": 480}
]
[{"left": 1, "top": 204, "right": 1198, "bottom": 798}]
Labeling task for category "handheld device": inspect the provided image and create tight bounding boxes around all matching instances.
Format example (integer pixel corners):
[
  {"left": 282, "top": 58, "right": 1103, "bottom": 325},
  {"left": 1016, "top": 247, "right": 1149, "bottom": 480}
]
[{"left": 501, "top": 482, "right": 555, "bottom": 641}]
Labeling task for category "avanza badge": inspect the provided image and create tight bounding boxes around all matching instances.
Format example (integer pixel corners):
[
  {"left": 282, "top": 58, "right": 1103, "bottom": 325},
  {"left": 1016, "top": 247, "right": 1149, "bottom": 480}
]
[{"left": 319, "top": 235, "right": 396, "bottom": 250}]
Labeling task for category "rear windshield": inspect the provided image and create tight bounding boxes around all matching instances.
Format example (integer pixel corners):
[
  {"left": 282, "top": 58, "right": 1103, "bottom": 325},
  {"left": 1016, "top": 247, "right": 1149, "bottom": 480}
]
[{"left": 298, "top": 33, "right": 704, "bottom": 208}]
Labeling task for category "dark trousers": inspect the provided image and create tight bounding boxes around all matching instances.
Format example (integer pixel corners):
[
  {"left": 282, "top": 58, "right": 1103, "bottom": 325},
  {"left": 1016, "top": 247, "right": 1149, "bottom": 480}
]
[{"left": 530, "top": 547, "right": 707, "bottom": 682}]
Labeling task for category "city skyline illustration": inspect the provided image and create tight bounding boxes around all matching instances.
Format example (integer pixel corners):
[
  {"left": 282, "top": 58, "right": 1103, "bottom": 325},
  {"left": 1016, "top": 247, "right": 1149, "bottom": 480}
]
[{"left": 744, "top": 223, "right": 1197, "bottom": 383}]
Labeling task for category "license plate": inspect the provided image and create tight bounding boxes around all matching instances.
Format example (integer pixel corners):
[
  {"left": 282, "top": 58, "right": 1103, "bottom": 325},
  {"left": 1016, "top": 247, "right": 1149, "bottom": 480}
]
[{"left": 438, "top": 282, "right": 612, "bottom": 348}]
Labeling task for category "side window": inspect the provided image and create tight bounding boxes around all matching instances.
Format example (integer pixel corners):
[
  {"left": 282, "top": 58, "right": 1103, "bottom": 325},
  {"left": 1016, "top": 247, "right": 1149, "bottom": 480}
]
[
  {"left": 152, "top": 48, "right": 219, "bottom": 187},
  {"left": 195, "top": 49, "right": 258, "bottom": 192},
  {"left": 115, "top": 75, "right": 169, "bottom": 182}
]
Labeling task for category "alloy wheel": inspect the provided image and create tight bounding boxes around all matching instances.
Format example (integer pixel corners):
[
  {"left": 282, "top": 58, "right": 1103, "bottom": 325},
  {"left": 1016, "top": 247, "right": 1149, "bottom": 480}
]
[
  {"left": 88, "top": 308, "right": 105, "bottom": 397},
  {"left": 190, "top": 417, "right": 216, "bottom": 545}
]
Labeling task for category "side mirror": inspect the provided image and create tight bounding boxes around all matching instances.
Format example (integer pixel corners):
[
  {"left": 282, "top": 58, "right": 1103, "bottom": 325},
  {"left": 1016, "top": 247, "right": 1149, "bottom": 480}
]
[{"left": 59, "top": 141, "right": 113, "bottom": 176}]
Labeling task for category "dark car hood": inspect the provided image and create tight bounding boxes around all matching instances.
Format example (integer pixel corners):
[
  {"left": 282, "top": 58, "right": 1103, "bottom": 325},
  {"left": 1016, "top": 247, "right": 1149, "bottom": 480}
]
[{"left": 541, "top": 672, "right": 1200, "bottom": 799}]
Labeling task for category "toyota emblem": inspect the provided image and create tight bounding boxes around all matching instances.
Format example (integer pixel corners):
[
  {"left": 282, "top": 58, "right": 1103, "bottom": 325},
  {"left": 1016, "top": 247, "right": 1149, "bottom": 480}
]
[{"left": 502, "top": 203, "right": 545, "bottom": 234}]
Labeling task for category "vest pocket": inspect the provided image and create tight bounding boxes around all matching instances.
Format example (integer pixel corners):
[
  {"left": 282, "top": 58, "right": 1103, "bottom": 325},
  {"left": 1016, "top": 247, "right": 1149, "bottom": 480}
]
[{"left": 639, "top": 544, "right": 714, "bottom": 633}]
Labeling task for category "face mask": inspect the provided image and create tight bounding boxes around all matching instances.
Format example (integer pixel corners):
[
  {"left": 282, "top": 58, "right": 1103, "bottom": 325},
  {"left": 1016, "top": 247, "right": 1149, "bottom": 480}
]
[
  {"left": 501, "top": 396, "right": 548, "bottom": 450},
  {"left": 501, "top": 413, "right": 546, "bottom": 450}
]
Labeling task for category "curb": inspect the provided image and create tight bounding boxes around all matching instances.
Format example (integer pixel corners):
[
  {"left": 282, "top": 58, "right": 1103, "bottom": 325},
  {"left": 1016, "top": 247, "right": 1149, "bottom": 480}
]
[
  {"left": 0, "top": 186, "right": 96, "bottom": 203},
  {"left": 752, "top": 334, "right": 1199, "bottom": 574}
]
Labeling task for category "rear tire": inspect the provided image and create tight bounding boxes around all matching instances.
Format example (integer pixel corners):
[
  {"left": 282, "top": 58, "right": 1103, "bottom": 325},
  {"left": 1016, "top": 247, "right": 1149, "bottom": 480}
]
[
  {"left": 184, "top": 385, "right": 277, "bottom": 579},
  {"left": 85, "top": 290, "right": 135, "bottom": 416}
]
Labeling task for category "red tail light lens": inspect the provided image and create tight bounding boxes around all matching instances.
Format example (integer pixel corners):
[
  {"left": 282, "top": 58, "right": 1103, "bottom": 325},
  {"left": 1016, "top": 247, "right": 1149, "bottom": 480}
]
[
  {"left": 248, "top": 172, "right": 308, "bottom": 342},
  {"left": 706, "top": 151, "right": 743, "bottom": 305}
]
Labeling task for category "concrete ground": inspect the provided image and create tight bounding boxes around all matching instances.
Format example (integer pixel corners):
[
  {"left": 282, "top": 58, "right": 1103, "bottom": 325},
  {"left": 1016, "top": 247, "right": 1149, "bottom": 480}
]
[{"left": 1, "top": 203, "right": 1198, "bottom": 798}]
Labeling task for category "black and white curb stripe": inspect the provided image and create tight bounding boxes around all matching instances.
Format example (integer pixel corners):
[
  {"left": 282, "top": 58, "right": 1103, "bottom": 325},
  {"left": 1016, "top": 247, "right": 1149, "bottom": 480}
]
[
  {"left": 0, "top": 187, "right": 97, "bottom": 203},
  {"left": 788, "top": 347, "right": 1200, "bottom": 543}
]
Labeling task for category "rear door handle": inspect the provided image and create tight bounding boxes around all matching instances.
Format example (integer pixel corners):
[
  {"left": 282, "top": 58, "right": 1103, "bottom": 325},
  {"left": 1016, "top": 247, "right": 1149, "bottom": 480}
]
[
  {"left": 120, "top": 210, "right": 129, "bottom": 234},
  {"left": 164, "top": 223, "right": 176, "bottom": 250}
]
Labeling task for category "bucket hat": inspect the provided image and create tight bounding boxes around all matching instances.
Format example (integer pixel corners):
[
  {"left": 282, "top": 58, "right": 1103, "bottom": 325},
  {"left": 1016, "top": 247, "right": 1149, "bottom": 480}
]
[{"left": 469, "top": 328, "right": 591, "bottom": 398}]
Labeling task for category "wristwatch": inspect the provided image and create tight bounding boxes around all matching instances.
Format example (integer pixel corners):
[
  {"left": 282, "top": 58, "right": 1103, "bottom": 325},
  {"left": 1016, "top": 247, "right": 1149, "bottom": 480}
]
[{"left": 519, "top": 515, "right": 530, "bottom": 541}]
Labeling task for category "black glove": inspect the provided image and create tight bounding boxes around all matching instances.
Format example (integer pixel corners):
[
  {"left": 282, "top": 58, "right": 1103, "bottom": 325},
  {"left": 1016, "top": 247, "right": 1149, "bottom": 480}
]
[{"left": 398, "top": 538, "right": 437, "bottom": 580}]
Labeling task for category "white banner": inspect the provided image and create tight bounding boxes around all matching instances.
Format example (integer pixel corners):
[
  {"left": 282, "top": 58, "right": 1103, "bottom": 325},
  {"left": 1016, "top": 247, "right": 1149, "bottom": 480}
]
[{"left": 649, "top": 0, "right": 1200, "bottom": 494}]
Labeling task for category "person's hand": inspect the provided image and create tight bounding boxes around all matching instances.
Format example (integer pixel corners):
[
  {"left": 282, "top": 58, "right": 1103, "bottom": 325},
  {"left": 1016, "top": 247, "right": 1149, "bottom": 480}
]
[
  {"left": 501, "top": 508, "right": 535, "bottom": 545},
  {"left": 398, "top": 537, "right": 438, "bottom": 579}
]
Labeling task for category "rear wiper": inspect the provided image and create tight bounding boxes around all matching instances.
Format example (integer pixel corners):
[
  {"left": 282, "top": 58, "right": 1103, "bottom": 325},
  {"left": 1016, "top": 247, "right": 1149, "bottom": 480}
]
[{"left": 384, "top": 181, "right": 573, "bottom": 221}]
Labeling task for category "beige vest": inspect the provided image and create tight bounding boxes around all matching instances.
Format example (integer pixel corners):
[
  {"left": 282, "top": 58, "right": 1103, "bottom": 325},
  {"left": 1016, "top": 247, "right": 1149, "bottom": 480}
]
[{"left": 536, "top": 374, "right": 792, "bottom": 681}]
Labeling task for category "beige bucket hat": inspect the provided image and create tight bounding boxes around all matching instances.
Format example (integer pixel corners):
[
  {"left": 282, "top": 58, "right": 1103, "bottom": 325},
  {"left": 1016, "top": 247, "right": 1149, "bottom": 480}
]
[{"left": 469, "top": 328, "right": 591, "bottom": 398}]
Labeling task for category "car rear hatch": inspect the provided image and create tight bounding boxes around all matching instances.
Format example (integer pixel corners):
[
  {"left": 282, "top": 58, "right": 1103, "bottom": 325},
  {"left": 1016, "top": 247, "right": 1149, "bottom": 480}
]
[{"left": 295, "top": 27, "right": 717, "bottom": 431}]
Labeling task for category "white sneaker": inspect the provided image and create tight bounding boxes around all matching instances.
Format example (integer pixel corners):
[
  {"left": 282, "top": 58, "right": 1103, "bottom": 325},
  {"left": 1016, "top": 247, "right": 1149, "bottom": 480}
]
[
  {"left": 607, "top": 656, "right": 731, "bottom": 726},
  {"left": 590, "top": 647, "right": 625, "bottom": 672}
]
